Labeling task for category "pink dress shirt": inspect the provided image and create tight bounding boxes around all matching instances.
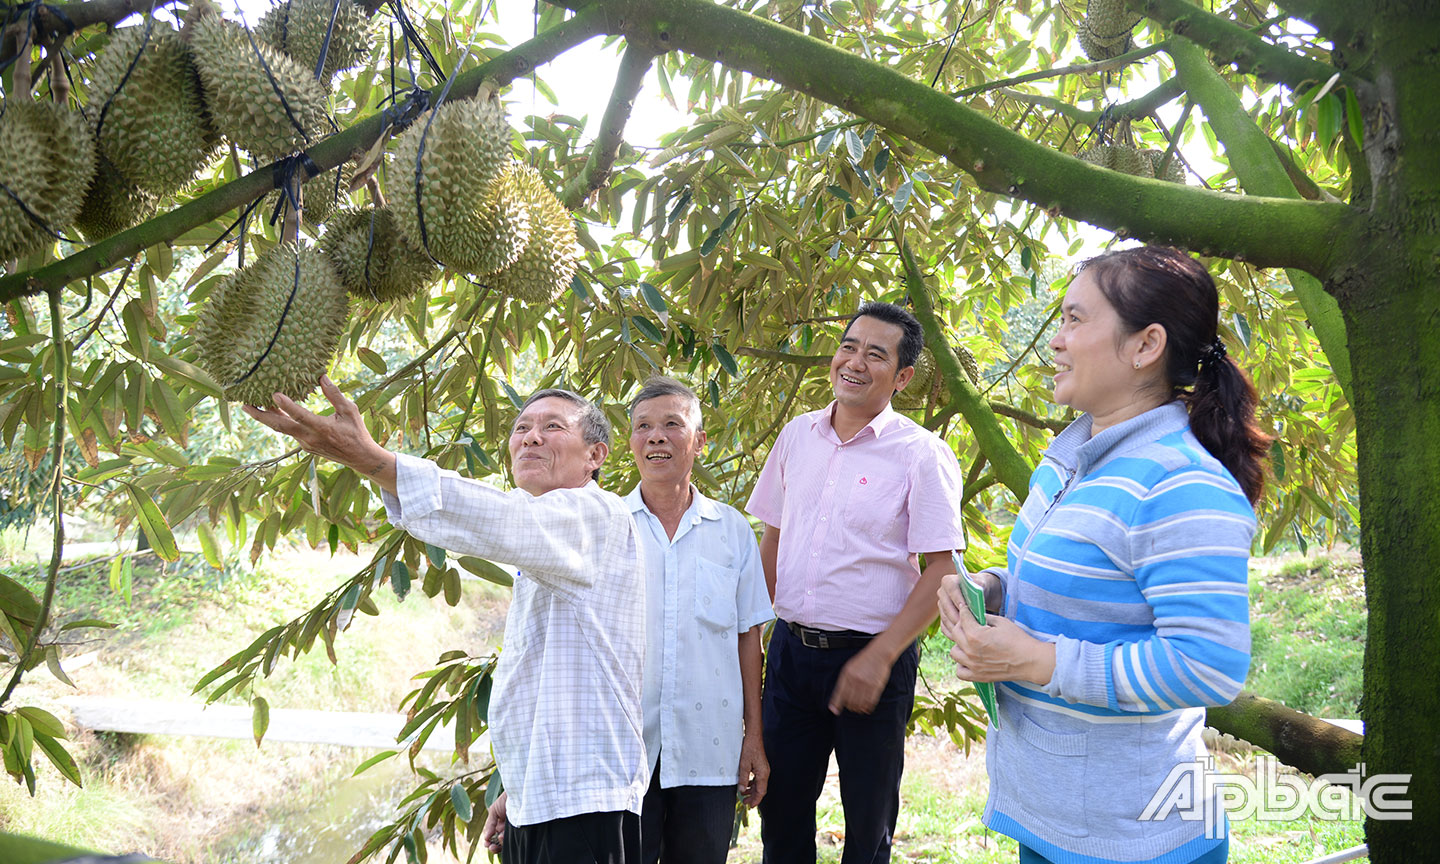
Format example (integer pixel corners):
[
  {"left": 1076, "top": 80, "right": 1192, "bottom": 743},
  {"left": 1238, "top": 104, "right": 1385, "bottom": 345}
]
[{"left": 746, "top": 402, "right": 966, "bottom": 634}]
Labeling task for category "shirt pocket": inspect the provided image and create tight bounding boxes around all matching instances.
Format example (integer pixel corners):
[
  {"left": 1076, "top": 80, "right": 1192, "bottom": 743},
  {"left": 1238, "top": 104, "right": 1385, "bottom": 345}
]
[
  {"left": 693, "top": 558, "right": 740, "bottom": 631},
  {"left": 843, "top": 472, "right": 905, "bottom": 536}
]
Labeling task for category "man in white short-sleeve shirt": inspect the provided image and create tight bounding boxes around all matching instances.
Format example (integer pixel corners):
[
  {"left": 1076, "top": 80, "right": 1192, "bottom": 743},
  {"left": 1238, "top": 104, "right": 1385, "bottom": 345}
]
[
  {"left": 626, "top": 376, "right": 773, "bottom": 864},
  {"left": 243, "top": 381, "right": 646, "bottom": 864}
]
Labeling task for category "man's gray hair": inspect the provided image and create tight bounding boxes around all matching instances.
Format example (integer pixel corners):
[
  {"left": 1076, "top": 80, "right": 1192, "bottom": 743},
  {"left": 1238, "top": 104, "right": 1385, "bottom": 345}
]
[
  {"left": 629, "top": 376, "right": 703, "bottom": 426},
  {"left": 519, "top": 388, "right": 612, "bottom": 446}
]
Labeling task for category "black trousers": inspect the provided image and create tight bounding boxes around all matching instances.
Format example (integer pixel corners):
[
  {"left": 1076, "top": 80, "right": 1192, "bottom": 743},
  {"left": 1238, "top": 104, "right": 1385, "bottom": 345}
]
[
  {"left": 640, "top": 753, "right": 737, "bottom": 864},
  {"left": 758, "top": 620, "right": 918, "bottom": 864},
  {"left": 502, "top": 810, "right": 641, "bottom": 864}
]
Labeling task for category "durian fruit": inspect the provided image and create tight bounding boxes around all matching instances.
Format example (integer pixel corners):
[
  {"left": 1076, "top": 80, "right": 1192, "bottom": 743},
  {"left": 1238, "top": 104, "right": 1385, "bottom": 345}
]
[
  {"left": 386, "top": 97, "right": 514, "bottom": 270},
  {"left": 463, "top": 162, "right": 533, "bottom": 276},
  {"left": 1143, "top": 148, "right": 1186, "bottom": 184},
  {"left": 188, "top": 13, "right": 331, "bottom": 160},
  {"left": 0, "top": 99, "right": 96, "bottom": 261},
  {"left": 76, "top": 154, "right": 159, "bottom": 241},
  {"left": 321, "top": 206, "right": 437, "bottom": 301},
  {"left": 87, "top": 23, "right": 217, "bottom": 195},
  {"left": 486, "top": 164, "right": 579, "bottom": 304},
  {"left": 1079, "top": 0, "right": 1141, "bottom": 61},
  {"left": 1078, "top": 143, "right": 1153, "bottom": 177},
  {"left": 195, "top": 242, "right": 349, "bottom": 406},
  {"left": 893, "top": 345, "right": 983, "bottom": 411},
  {"left": 255, "top": 0, "right": 372, "bottom": 87}
]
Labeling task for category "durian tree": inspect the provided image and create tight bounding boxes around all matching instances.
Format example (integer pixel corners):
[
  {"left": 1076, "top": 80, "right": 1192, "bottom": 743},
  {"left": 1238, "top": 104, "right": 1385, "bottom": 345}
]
[{"left": 0, "top": 0, "right": 1434, "bottom": 859}]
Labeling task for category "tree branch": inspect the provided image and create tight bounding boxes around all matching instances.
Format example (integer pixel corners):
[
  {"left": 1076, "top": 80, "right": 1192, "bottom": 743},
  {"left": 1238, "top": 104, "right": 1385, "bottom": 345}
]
[
  {"left": 1169, "top": 37, "right": 1353, "bottom": 399},
  {"left": 0, "top": 287, "right": 66, "bottom": 708},
  {"left": 0, "top": 0, "right": 181, "bottom": 62},
  {"left": 551, "top": 0, "right": 1357, "bottom": 275},
  {"left": 901, "top": 241, "right": 1032, "bottom": 500},
  {"left": 562, "top": 42, "right": 656, "bottom": 208},
  {"left": 1206, "top": 692, "right": 1364, "bottom": 779},
  {"left": 955, "top": 42, "right": 1167, "bottom": 98},
  {"left": 735, "top": 346, "right": 827, "bottom": 366},
  {"left": 1129, "top": 0, "right": 1360, "bottom": 94},
  {"left": 988, "top": 402, "right": 1067, "bottom": 434},
  {"left": 0, "top": 5, "right": 609, "bottom": 303},
  {"left": 997, "top": 78, "right": 1184, "bottom": 128}
]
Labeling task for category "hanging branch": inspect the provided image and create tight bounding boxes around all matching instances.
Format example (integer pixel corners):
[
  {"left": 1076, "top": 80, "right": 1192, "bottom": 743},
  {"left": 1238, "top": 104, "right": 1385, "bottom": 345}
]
[
  {"left": 900, "top": 241, "right": 1032, "bottom": 500},
  {"left": 0, "top": 4, "right": 608, "bottom": 303},
  {"left": 1128, "top": 0, "right": 1361, "bottom": 94},
  {"left": 548, "top": 0, "right": 1357, "bottom": 276},
  {"left": 562, "top": 42, "right": 656, "bottom": 208},
  {"left": 955, "top": 41, "right": 1167, "bottom": 98},
  {"left": 0, "top": 286, "right": 67, "bottom": 707},
  {"left": 997, "top": 77, "right": 1183, "bottom": 127}
]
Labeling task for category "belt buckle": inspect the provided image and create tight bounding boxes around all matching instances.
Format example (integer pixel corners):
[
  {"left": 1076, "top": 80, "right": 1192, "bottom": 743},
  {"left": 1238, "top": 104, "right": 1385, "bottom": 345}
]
[{"left": 800, "top": 627, "right": 829, "bottom": 649}]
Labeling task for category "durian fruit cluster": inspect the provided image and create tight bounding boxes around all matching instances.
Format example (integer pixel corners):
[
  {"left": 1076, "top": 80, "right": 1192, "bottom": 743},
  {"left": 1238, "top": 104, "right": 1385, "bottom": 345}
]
[
  {"left": 0, "top": 100, "right": 96, "bottom": 261},
  {"left": 1077, "top": 0, "right": 1143, "bottom": 61},
  {"left": 892, "top": 345, "right": 983, "bottom": 412},
  {"left": 194, "top": 242, "right": 351, "bottom": 407},
  {"left": 385, "top": 97, "right": 580, "bottom": 304},
  {"left": 1079, "top": 144, "right": 1186, "bottom": 182}
]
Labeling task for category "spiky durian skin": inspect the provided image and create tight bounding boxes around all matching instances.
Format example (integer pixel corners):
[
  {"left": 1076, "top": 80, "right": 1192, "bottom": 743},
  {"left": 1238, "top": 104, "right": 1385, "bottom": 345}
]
[
  {"left": 189, "top": 15, "right": 330, "bottom": 160},
  {"left": 321, "top": 206, "right": 437, "bottom": 301},
  {"left": 1086, "top": 0, "right": 1143, "bottom": 41},
  {"left": 1079, "top": 143, "right": 1152, "bottom": 177},
  {"left": 1076, "top": 19, "right": 1132, "bottom": 61},
  {"left": 195, "top": 243, "right": 349, "bottom": 407},
  {"left": 1143, "top": 149, "right": 1187, "bottom": 183},
  {"left": 87, "top": 24, "right": 216, "bottom": 195},
  {"left": 386, "top": 97, "right": 514, "bottom": 270},
  {"left": 255, "top": 0, "right": 372, "bottom": 86},
  {"left": 0, "top": 100, "right": 96, "bottom": 261},
  {"left": 487, "top": 164, "right": 579, "bottom": 304},
  {"left": 76, "top": 155, "right": 159, "bottom": 241},
  {"left": 892, "top": 347, "right": 934, "bottom": 411}
]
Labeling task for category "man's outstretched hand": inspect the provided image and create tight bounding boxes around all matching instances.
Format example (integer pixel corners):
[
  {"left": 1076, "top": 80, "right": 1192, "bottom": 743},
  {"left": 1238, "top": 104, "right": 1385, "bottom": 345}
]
[{"left": 241, "top": 375, "right": 398, "bottom": 493}]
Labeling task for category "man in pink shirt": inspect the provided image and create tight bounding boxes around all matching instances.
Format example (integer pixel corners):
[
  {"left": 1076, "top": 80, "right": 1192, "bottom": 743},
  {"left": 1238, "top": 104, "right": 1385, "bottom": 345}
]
[{"left": 746, "top": 302, "right": 966, "bottom": 863}]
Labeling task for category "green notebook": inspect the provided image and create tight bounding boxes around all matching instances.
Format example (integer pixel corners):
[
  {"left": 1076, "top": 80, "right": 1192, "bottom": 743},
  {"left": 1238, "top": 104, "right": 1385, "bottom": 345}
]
[{"left": 951, "top": 551, "right": 1000, "bottom": 729}]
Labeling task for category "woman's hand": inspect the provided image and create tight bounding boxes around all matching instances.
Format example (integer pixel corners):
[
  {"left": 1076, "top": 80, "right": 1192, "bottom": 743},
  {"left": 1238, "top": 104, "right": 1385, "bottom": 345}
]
[{"left": 938, "top": 574, "right": 1056, "bottom": 686}]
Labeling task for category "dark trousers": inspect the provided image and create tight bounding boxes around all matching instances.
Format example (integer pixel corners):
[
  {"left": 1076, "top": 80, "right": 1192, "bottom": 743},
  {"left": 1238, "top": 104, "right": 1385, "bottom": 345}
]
[
  {"left": 640, "top": 752, "right": 737, "bottom": 864},
  {"left": 758, "top": 620, "right": 919, "bottom": 864},
  {"left": 502, "top": 810, "right": 640, "bottom": 864}
]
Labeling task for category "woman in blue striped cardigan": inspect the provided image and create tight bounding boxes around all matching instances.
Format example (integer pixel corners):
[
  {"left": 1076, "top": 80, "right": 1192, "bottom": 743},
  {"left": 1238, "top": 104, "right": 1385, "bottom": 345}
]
[{"left": 941, "top": 246, "right": 1271, "bottom": 864}]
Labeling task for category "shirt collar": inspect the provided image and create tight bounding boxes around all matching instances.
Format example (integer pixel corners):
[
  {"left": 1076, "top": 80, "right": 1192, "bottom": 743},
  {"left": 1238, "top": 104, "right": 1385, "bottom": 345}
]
[
  {"left": 625, "top": 483, "right": 722, "bottom": 523},
  {"left": 1047, "top": 401, "right": 1191, "bottom": 475},
  {"left": 812, "top": 400, "right": 903, "bottom": 443}
]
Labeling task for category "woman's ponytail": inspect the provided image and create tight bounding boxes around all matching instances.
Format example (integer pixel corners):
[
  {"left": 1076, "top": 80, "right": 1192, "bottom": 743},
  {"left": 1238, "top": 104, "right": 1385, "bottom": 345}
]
[{"left": 1184, "top": 348, "right": 1271, "bottom": 504}]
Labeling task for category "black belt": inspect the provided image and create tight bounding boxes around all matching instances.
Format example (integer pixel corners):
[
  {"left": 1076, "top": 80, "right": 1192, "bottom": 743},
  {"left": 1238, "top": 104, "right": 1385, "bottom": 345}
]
[{"left": 786, "top": 620, "right": 876, "bottom": 650}]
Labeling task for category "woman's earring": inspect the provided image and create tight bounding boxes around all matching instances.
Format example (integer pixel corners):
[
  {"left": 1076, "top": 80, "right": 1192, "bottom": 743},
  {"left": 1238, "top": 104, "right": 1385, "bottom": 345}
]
[{"left": 1133, "top": 360, "right": 1141, "bottom": 369}]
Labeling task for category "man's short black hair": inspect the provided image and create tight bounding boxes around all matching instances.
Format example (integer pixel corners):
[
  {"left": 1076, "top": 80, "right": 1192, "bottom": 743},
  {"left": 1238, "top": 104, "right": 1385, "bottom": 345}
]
[{"left": 841, "top": 301, "right": 924, "bottom": 370}]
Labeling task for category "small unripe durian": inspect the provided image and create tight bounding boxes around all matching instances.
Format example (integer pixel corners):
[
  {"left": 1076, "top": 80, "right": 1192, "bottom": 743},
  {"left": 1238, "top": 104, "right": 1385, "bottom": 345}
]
[
  {"left": 255, "top": 0, "right": 373, "bottom": 86},
  {"left": 320, "top": 206, "right": 437, "bottom": 301}
]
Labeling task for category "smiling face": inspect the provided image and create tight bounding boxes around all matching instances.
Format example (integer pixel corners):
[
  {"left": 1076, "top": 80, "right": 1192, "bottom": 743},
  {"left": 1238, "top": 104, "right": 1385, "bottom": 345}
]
[
  {"left": 830, "top": 314, "right": 915, "bottom": 419},
  {"left": 508, "top": 396, "right": 608, "bottom": 495},
  {"left": 629, "top": 393, "right": 706, "bottom": 487},
  {"left": 1050, "top": 271, "right": 1161, "bottom": 428}
]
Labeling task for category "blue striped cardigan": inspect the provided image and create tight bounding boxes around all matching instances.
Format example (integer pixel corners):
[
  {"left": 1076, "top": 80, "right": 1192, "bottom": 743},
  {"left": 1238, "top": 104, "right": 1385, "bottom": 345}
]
[{"left": 981, "top": 401, "right": 1256, "bottom": 864}]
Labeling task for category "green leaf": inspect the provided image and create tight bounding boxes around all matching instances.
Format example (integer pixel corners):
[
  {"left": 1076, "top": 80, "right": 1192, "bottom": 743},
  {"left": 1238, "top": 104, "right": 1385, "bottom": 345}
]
[
  {"left": 16, "top": 706, "right": 65, "bottom": 739},
  {"left": 59, "top": 618, "right": 116, "bottom": 632},
  {"left": 894, "top": 177, "right": 914, "bottom": 214},
  {"left": 252, "top": 696, "right": 270, "bottom": 747},
  {"left": 473, "top": 673, "right": 493, "bottom": 723},
  {"left": 425, "top": 543, "right": 447, "bottom": 570},
  {"left": 699, "top": 227, "right": 724, "bottom": 256},
  {"left": 123, "top": 483, "right": 180, "bottom": 562},
  {"left": 631, "top": 316, "right": 665, "bottom": 343},
  {"left": 391, "top": 560, "right": 412, "bottom": 601},
  {"left": 1344, "top": 87, "right": 1364, "bottom": 145},
  {"left": 719, "top": 207, "right": 741, "bottom": 234},
  {"left": 845, "top": 128, "right": 864, "bottom": 163},
  {"left": 357, "top": 347, "right": 388, "bottom": 375},
  {"left": 149, "top": 353, "right": 224, "bottom": 399},
  {"left": 352, "top": 749, "right": 398, "bottom": 776},
  {"left": 0, "top": 574, "right": 40, "bottom": 625},
  {"left": 817, "top": 128, "right": 837, "bottom": 154},
  {"left": 638, "top": 281, "right": 668, "bottom": 314},
  {"left": 45, "top": 646, "right": 75, "bottom": 688},
  {"left": 826, "top": 184, "right": 852, "bottom": 203},
  {"left": 485, "top": 767, "right": 504, "bottom": 807},
  {"left": 873, "top": 147, "right": 890, "bottom": 175},
  {"left": 828, "top": 239, "right": 842, "bottom": 260},
  {"left": 456, "top": 556, "right": 514, "bottom": 587},
  {"left": 499, "top": 379, "right": 524, "bottom": 410},
  {"left": 450, "top": 782, "right": 474, "bottom": 823},
  {"left": 197, "top": 522, "right": 223, "bottom": 569},
  {"left": 32, "top": 731, "right": 82, "bottom": 787},
  {"left": 712, "top": 343, "right": 740, "bottom": 377}
]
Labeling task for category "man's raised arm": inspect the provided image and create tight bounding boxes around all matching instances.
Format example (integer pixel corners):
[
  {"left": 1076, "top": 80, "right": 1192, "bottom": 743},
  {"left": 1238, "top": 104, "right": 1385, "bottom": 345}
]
[{"left": 242, "top": 376, "right": 398, "bottom": 493}]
